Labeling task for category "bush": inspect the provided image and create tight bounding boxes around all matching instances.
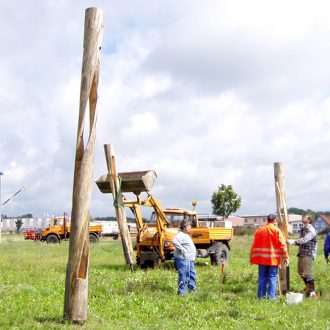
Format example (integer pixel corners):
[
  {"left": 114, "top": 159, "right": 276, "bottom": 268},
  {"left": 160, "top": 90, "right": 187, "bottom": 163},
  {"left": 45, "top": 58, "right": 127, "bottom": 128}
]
[{"left": 233, "top": 226, "right": 256, "bottom": 236}]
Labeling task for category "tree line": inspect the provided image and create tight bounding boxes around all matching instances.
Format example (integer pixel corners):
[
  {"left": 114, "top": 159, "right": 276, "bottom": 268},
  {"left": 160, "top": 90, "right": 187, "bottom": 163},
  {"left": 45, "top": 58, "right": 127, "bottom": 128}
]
[{"left": 287, "top": 207, "right": 330, "bottom": 218}]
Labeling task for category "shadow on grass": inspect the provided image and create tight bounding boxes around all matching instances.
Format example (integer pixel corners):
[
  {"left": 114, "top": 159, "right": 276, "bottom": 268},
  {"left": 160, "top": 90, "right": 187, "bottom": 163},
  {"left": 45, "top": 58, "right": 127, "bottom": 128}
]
[
  {"left": 95, "top": 263, "right": 136, "bottom": 271},
  {"left": 36, "top": 316, "right": 67, "bottom": 325},
  {"left": 36, "top": 316, "right": 88, "bottom": 326},
  {"left": 95, "top": 261, "right": 177, "bottom": 272}
]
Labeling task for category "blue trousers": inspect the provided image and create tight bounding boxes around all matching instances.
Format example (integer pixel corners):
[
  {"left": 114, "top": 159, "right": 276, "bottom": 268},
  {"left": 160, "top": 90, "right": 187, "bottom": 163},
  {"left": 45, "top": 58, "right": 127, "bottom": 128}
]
[
  {"left": 258, "top": 265, "right": 279, "bottom": 300},
  {"left": 174, "top": 257, "right": 196, "bottom": 295}
]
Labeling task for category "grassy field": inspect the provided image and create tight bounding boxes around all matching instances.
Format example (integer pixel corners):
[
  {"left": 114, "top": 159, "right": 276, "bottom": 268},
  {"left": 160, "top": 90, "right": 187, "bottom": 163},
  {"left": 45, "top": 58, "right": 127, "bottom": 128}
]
[{"left": 0, "top": 234, "right": 329, "bottom": 330}]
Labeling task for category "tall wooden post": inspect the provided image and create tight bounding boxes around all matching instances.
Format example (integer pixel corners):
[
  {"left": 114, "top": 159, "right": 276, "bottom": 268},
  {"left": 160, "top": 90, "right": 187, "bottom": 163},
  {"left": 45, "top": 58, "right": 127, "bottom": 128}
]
[
  {"left": 104, "top": 144, "right": 134, "bottom": 270},
  {"left": 64, "top": 8, "right": 103, "bottom": 323},
  {"left": 274, "top": 162, "right": 290, "bottom": 293}
]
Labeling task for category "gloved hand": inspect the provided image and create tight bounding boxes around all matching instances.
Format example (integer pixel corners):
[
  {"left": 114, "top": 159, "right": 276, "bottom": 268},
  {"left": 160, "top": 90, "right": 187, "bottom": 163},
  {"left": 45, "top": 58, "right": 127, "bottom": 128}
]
[
  {"left": 284, "top": 259, "right": 289, "bottom": 267},
  {"left": 326, "top": 257, "right": 329, "bottom": 264},
  {"left": 287, "top": 239, "right": 295, "bottom": 245}
]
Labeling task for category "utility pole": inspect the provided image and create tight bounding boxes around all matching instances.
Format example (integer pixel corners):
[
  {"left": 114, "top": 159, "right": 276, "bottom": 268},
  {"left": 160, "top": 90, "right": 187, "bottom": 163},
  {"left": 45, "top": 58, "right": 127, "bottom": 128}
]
[
  {"left": 0, "top": 171, "right": 3, "bottom": 244},
  {"left": 0, "top": 180, "right": 26, "bottom": 245},
  {"left": 63, "top": 7, "right": 103, "bottom": 323},
  {"left": 274, "top": 162, "right": 290, "bottom": 294},
  {"left": 104, "top": 144, "right": 134, "bottom": 270}
]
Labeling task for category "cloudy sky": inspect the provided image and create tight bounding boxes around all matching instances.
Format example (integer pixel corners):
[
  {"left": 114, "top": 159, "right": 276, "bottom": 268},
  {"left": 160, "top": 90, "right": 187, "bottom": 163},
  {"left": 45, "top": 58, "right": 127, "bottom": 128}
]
[{"left": 1, "top": 0, "right": 330, "bottom": 218}]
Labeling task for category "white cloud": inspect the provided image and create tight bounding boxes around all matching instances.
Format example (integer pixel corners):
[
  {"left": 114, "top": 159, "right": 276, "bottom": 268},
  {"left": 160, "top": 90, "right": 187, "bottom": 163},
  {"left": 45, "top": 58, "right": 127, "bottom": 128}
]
[
  {"left": 122, "top": 112, "right": 159, "bottom": 136},
  {"left": 1, "top": 0, "right": 330, "bottom": 218}
]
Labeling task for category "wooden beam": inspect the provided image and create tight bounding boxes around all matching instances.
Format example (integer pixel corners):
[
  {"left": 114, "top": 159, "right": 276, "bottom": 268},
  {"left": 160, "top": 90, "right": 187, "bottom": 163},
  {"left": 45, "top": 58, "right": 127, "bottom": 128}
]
[
  {"left": 274, "top": 162, "right": 290, "bottom": 294},
  {"left": 64, "top": 7, "right": 103, "bottom": 323},
  {"left": 104, "top": 144, "right": 135, "bottom": 269}
]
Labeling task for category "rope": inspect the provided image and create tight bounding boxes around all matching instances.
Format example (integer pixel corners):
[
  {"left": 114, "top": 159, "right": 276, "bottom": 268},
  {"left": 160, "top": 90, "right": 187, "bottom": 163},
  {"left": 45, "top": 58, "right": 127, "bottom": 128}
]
[{"left": 113, "top": 177, "right": 124, "bottom": 208}]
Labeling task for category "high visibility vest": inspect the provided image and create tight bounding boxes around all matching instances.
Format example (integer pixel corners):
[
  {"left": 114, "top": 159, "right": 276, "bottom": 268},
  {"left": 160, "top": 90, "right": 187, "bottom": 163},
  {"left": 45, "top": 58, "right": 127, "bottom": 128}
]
[{"left": 250, "top": 223, "right": 288, "bottom": 266}]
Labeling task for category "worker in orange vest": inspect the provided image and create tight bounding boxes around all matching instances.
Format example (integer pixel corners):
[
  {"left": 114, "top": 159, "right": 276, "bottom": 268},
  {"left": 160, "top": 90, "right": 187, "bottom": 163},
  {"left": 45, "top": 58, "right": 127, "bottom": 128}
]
[{"left": 250, "top": 214, "right": 289, "bottom": 300}]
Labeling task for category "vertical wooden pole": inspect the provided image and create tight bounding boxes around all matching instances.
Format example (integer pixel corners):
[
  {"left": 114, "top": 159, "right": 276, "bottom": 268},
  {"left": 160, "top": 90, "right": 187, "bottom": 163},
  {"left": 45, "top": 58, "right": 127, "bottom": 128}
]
[
  {"left": 274, "top": 162, "right": 289, "bottom": 294},
  {"left": 64, "top": 8, "right": 103, "bottom": 323},
  {"left": 104, "top": 144, "right": 134, "bottom": 269}
]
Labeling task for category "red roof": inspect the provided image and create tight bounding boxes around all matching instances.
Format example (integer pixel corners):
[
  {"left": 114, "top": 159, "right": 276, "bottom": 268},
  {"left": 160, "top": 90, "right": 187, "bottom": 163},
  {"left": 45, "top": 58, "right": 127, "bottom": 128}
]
[{"left": 320, "top": 215, "right": 330, "bottom": 225}]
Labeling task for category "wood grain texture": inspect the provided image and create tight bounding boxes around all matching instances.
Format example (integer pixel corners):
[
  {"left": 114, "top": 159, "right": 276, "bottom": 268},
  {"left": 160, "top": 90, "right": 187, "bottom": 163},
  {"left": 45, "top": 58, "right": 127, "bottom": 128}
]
[
  {"left": 64, "top": 7, "right": 103, "bottom": 323},
  {"left": 104, "top": 144, "right": 135, "bottom": 267}
]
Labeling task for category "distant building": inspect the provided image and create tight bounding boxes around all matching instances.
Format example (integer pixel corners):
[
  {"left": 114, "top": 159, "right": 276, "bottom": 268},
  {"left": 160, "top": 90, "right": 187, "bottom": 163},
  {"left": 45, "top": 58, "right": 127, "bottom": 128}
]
[
  {"left": 242, "top": 215, "right": 268, "bottom": 227},
  {"left": 287, "top": 214, "right": 303, "bottom": 234},
  {"left": 313, "top": 215, "right": 330, "bottom": 234},
  {"left": 1, "top": 217, "right": 52, "bottom": 233},
  {"left": 225, "top": 216, "right": 245, "bottom": 227},
  {"left": 241, "top": 213, "right": 304, "bottom": 233}
]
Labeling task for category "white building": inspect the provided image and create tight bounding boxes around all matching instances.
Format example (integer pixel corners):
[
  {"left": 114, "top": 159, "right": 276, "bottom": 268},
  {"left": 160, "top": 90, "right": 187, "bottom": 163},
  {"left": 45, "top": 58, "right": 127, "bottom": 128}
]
[
  {"left": 1, "top": 217, "right": 52, "bottom": 233},
  {"left": 287, "top": 214, "right": 303, "bottom": 234}
]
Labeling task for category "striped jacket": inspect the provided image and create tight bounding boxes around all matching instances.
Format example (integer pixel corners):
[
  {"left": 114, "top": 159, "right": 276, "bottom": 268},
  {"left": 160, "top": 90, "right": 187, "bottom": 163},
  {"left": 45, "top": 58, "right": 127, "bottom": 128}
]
[
  {"left": 250, "top": 223, "right": 289, "bottom": 266},
  {"left": 296, "top": 224, "right": 317, "bottom": 260}
]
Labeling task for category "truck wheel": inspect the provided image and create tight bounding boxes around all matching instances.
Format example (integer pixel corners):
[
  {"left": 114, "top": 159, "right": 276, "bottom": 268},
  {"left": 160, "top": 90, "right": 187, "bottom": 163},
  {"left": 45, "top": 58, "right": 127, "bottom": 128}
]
[
  {"left": 89, "top": 233, "right": 99, "bottom": 243},
  {"left": 211, "top": 243, "right": 229, "bottom": 265},
  {"left": 46, "top": 234, "right": 60, "bottom": 244},
  {"left": 113, "top": 234, "right": 119, "bottom": 240}
]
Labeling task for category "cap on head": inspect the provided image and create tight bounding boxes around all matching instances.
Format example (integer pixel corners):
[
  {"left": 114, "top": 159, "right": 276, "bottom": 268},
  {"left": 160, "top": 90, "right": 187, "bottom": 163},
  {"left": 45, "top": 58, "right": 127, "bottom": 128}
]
[{"left": 267, "top": 214, "right": 276, "bottom": 222}]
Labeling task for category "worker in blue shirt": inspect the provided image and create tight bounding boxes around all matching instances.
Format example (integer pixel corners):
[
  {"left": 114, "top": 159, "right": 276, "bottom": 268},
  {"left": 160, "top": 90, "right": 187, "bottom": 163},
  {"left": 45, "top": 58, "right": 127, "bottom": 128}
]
[{"left": 324, "top": 231, "right": 330, "bottom": 264}]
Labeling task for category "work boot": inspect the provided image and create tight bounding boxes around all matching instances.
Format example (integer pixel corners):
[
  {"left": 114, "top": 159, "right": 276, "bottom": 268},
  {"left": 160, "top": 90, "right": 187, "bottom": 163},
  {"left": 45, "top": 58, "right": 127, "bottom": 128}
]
[
  {"left": 305, "top": 280, "right": 318, "bottom": 298},
  {"left": 302, "top": 278, "right": 309, "bottom": 293}
]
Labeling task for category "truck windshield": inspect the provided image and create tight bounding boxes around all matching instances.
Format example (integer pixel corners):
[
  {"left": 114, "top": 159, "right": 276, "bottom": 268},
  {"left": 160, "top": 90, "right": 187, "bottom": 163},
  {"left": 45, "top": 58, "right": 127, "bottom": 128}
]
[
  {"left": 149, "top": 212, "right": 197, "bottom": 227},
  {"left": 166, "top": 213, "right": 197, "bottom": 227},
  {"left": 53, "top": 218, "right": 63, "bottom": 226}
]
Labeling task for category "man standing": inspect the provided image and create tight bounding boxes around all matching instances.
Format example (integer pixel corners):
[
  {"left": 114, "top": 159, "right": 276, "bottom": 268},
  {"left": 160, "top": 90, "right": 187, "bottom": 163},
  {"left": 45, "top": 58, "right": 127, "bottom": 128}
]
[
  {"left": 173, "top": 219, "right": 197, "bottom": 295},
  {"left": 324, "top": 230, "right": 330, "bottom": 264},
  {"left": 250, "top": 214, "right": 289, "bottom": 300},
  {"left": 288, "top": 214, "right": 317, "bottom": 296}
]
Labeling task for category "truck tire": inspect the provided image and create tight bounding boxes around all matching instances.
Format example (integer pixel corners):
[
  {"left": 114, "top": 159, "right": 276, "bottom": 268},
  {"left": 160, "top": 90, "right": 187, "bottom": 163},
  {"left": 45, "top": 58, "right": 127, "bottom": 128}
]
[
  {"left": 210, "top": 243, "right": 229, "bottom": 265},
  {"left": 46, "top": 234, "right": 60, "bottom": 244},
  {"left": 89, "top": 233, "right": 99, "bottom": 243}
]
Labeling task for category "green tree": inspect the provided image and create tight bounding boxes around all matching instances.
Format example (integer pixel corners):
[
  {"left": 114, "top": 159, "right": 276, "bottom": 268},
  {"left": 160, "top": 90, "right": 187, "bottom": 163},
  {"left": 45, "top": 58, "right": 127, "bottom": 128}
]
[
  {"left": 287, "top": 207, "right": 305, "bottom": 215},
  {"left": 211, "top": 184, "right": 241, "bottom": 218},
  {"left": 15, "top": 219, "right": 23, "bottom": 233}
]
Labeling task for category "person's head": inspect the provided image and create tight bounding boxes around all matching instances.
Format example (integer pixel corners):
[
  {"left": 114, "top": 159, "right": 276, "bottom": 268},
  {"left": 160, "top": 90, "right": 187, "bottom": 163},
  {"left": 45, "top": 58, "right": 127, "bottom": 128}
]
[
  {"left": 179, "top": 219, "right": 191, "bottom": 233},
  {"left": 302, "top": 214, "right": 313, "bottom": 226},
  {"left": 267, "top": 214, "right": 277, "bottom": 223}
]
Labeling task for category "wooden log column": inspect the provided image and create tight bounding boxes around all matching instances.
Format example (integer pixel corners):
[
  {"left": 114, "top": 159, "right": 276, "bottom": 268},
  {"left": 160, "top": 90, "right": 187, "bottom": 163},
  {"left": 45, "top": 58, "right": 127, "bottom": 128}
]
[
  {"left": 104, "top": 144, "right": 134, "bottom": 270},
  {"left": 274, "top": 162, "right": 290, "bottom": 294},
  {"left": 64, "top": 7, "right": 103, "bottom": 323}
]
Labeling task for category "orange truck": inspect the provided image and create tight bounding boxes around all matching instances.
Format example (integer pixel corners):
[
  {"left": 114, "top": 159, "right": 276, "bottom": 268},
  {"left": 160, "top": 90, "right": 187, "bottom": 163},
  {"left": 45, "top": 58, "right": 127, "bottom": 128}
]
[{"left": 37, "top": 215, "right": 103, "bottom": 243}]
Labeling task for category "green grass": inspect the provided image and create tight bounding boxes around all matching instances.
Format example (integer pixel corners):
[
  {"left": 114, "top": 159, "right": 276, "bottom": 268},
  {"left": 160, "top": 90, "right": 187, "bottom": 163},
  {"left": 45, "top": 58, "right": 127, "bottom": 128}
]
[{"left": 0, "top": 234, "right": 329, "bottom": 329}]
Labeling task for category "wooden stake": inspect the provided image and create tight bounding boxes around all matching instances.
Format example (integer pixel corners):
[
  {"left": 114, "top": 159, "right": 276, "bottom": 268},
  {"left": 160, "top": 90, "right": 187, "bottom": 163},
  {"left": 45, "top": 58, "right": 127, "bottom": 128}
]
[
  {"left": 64, "top": 7, "right": 103, "bottom": 323},
  {"left": 274, "top": 162, "right": 290, "bottom": 294},
  {"left": 104, "top": 144, "right": 134, "bottom": 269}
]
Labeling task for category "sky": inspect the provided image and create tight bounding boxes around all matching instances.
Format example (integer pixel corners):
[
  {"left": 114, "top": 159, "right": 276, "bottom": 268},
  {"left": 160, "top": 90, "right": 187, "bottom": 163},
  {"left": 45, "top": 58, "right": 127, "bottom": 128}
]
[{"left": 1, "top": 0, "right": 330, "bottom": 218}]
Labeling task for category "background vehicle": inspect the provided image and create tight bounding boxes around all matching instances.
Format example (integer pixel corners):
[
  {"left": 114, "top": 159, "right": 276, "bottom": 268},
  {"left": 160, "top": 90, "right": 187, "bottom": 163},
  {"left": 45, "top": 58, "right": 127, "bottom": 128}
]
[
  {"left": 26, "top": 216, "right": 103, "bottom": 243},
  {"left": 97, "top": 221, "right": 119, "bottom": 239}
]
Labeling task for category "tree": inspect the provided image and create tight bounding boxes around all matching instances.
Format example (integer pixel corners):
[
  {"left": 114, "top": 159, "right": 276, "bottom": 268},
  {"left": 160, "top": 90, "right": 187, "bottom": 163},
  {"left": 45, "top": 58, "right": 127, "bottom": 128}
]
[
  {"left": 15, "top": 219, "right": 23, "bottom": 233},
  {"left": 211, "top": 184, "right": 241, "bottom": 218}
]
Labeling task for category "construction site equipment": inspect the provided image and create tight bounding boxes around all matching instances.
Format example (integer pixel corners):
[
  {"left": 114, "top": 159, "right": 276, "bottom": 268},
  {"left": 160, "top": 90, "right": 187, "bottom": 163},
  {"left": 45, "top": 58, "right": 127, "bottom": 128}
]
[
  {"left": 39, "top": 215, "right": 103, "bottom": 244},
  {"left": 96, "top": 170, "right": 233, "bottom": 268}
]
